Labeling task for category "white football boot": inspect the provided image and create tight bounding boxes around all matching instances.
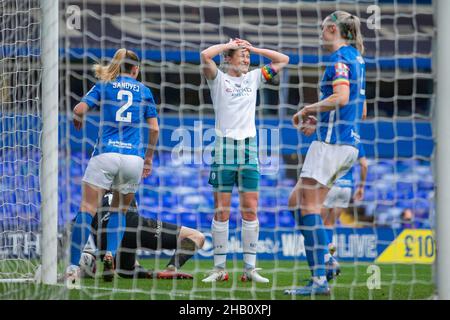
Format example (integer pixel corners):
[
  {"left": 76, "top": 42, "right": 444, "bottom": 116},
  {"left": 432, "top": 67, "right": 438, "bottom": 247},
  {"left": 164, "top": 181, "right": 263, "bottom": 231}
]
[
  {"left": 202, "top": 269, "right": 229, "bottom": 282},
  {"left": 240, "top": 268, "right": 269, "bottom": 283}
]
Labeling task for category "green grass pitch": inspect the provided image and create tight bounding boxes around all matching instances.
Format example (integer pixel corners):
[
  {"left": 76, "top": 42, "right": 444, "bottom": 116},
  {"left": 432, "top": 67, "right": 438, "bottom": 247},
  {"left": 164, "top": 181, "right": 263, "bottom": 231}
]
[{"left": 0, "top": 259, "right": 435, "bottom": 300}]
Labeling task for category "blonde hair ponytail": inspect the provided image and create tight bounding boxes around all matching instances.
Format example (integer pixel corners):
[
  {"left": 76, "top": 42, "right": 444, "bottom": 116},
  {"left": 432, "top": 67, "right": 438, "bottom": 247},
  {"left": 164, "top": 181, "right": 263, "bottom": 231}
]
[
  {"left": 93, "top": 48, "right": 139, "bottom": 81},
  {"left": 329, "top": 11, "right": 365, "bottom": 55}
]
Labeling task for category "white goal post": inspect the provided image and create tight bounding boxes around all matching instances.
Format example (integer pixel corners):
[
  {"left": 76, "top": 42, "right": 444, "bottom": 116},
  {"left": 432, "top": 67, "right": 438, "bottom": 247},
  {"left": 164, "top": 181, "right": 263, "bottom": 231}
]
[
  {"left": 40, "top": 0, "right": 59, "bottom": 285},
  {"left": 0, "top": 0, "right": 58, "bottom": 287},
  {"left": 434, "top": 0, "right": 450, "bottom": 300}
]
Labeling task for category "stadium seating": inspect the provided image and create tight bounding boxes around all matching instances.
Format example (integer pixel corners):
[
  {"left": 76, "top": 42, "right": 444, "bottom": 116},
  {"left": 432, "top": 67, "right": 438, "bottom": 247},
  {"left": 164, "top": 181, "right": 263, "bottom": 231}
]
[{"left": 0, "top": 151, "right": 434, "bottom": 231}]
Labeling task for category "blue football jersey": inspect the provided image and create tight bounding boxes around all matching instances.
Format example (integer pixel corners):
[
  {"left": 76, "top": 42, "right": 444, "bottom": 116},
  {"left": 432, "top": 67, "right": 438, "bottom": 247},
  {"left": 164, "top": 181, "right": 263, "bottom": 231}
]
[
  {"left": 81, "top": 75, "right": 157, "bottom": 158},
  {"left": 335, "top": 144, "right": 366, "bottom": 188},
  {"left": 317, "top": 45, "right": 366, "bottom": 146}
]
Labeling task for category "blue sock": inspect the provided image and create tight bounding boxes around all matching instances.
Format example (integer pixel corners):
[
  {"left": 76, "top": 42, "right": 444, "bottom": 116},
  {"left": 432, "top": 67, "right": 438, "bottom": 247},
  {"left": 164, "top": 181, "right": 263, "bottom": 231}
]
[
  {"left": 293, "top": 209, "right": 314, "bottom": 276},
  {"left": 105, "top": 211, "right": 126, "bottom": 257},
  {"left": 298, "top": 213, "right": 315, "bottom": 276},
  {"left": 293, "top": 209, "right": 303, "bottom": 231},
  {"left": 325, "top": 228, "right": 333, "bottom": 247},
  {"left": 302, "top": 214, "right": 328, "bottom": 278},
  {"left": 70, "top": 212, "right": 93, "bottom": 266}
]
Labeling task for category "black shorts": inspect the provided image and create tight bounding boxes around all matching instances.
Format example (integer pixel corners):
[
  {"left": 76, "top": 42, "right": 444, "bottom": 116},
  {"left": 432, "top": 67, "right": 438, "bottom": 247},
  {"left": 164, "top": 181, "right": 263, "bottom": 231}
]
[
  {"left": 122, "top": 213, "right": 180, "bottom": 251},
  {"left": 117, "top": 218, "right": 180, "bottom": 273},
  {"left": 93, "top": 211, "right": 181, "bottom": 273}
]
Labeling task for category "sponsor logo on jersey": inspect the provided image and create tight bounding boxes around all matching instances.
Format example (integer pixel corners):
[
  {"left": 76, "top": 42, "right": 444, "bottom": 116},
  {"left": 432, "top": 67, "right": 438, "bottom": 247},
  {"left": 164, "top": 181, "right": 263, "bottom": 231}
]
[
  {"left": 224, "top": 86, "right": 252, "bottom": 97},
  {"left": 107, "top": 139, "right": 133, "bottom": 149},
  {"left": 335, "top": 63, "right": 349, "bottom": 78}
]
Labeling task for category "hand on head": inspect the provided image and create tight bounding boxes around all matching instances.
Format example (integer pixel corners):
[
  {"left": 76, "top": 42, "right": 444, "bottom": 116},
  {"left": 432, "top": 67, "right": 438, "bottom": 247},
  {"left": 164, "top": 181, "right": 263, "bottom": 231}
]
[
  {"left": 226, "top": 38, "right": 241, "bottom": 50},
  {"left": 234, "top": 38, "right": 253, "bottom": 52}
]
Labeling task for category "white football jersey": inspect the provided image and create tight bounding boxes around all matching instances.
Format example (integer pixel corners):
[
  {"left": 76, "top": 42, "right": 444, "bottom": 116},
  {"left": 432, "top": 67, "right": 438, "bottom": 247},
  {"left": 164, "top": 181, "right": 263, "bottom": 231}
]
[{"left": 207, "top": 68, "right": 262, "bottom": 140}]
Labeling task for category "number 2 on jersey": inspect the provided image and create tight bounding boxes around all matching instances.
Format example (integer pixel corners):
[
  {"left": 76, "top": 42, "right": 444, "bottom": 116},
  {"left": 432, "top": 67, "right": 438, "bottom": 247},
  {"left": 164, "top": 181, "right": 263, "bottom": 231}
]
[{"left": 116, "top": 90, "right": 133, "bottom": 123}]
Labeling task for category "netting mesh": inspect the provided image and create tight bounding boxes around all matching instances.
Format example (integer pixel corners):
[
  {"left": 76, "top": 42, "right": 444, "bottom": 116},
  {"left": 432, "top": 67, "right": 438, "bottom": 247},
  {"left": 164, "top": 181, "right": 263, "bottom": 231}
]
[
  {"left": 0, "top": 0, "right": 42, "bottom": 283},
  {"left": 0, "top": 0, "right": 437, "bottom": 300}
]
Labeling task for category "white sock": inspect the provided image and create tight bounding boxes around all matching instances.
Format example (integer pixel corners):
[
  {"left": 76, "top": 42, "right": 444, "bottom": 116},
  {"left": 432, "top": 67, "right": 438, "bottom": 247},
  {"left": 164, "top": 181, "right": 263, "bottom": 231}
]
[
  {"left": 212, "top": 219, "right": 229, "bottom": 269},
  {"left": 242, "top": 219, "right": 259, "bottom": 270}
]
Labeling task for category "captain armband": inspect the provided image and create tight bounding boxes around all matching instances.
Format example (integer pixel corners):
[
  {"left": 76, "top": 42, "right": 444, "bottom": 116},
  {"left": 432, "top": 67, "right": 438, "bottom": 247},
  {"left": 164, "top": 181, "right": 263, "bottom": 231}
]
[{"left": 261, "top": 63, "right": 278, "bottom": 81}]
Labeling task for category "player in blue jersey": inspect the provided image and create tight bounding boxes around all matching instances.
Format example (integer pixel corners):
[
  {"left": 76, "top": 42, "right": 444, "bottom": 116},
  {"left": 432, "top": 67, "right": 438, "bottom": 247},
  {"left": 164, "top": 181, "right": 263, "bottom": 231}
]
[
  {"left": 321, "top": 143, "right": 368, "bottom": 279},
  {"left": 65, "top": 48, "right": 159, "bottom": 286},
  {"left": 285, "top": 11, "right": 366, "bottom": 296}
]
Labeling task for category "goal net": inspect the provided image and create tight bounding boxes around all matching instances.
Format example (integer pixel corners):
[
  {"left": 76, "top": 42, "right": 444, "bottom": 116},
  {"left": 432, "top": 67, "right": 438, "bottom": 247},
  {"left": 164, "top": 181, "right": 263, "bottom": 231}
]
[
  {"left": 1, "top": 0, "right": 437, "bottom": 300},
  {"left": 0, "top": 0, "right": 43, "bottom": 284}
]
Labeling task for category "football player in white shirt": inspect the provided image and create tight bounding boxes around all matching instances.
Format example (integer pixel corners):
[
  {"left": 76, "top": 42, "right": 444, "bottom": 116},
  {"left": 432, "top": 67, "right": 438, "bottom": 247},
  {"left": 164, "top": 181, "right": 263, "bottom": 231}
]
[{"left": 200, "top": 38, "right": 289, "bottom": 283}]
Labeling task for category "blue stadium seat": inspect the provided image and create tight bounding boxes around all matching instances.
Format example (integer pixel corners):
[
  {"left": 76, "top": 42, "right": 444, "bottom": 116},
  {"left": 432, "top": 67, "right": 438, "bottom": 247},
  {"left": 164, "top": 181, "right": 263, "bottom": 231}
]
[
  {"left": 158, "top": 211, "right": 179, "bottom": 224},
  {"left": 70, "top": 165, "right": 83, "bottom": 177},
  {"left": 275, "top": 187, "right": 291, "bottom": 202},
  {"left": 139, "top": 209, "right": 157, "bottom": 220},
  {"left": 28, "top": 176, "right": 40, "bottom": 189},
  {"left": 277, "top": 210, "right": 295, "bottom": 228},
  {"left": 258, "top": 211, "right": 275, "bottom": 227},
  {"left": 416, "top": 164, "right": 432, "bottom": 175},
  {"left": 159, "top": 175, "right": 181, "bottom": 187},
  {"left": 396, "top": 181, "right": 415, "bottom": 200},
  {"left": 228, "top": 218, "right": 237, "bottom": 230},
  {"left": 397, "top": 159, "right": 420, "bottom": 173},
  {"left": 140, "top": 194, "right": 159, "bottom": 208},
  {"left": 231, "top": 195, "right": 240, "bottom": 208},
  {"left": 396, "top": 200, "right": 414, "bottom": 209},
  {"left": 150, "top": 156, "right": 160, "bottom": 167},
  {"left": 198, "top": 211, "right": 214, "bottom": 228},
  {"left": 367, "top": 161, "right": 394, "bottom": 181},
  {"left": 1, "top": 203, "right": 16, "bottom": 215},
  {"left": 3, "top": 191, "right": 16, "bottom": 204},
  {"left": 260, "top": 175, "right": 278, "bottom": 187},
  {"left": 378, "top": 191, "right": 395, "bottom": 203},
  {"left": 418, "top": 178, "right": 434, "bottom": 191},
  {"left": 279, "top": 178, "right": 296, "bottom": 187},
  {"left": 374, "top": 205, "right": 401, "bottom": 226},
  {"left": 202, "top": 194, "right": 215, "bottom": 207},
  {"left": 182, "top": 177, "right": 200, "bottom": 188},
  {"left": 180, "top": 212, "right": 199, "bottom": 228},
  {"left": 414, "top": 198, "right": 431, "bottom": 211},
  {"left": 416, "top": 190, "right": 432, "bottom": 200},
  {"left": 259, "top": 190, "right": 277, "bottom": 207},
  {"left": 226, "top": 210, "right": 239, "bottom": 229},
  {"left": 360, "top": 189, "right": 375, "bottom": 206},
  {"left": 181, "top": 194, "right": 208, "bottom": 210},
  {"left": 69, "top": 203, "right": 79, "bottom": 216},
  {"left": 201, "top": 174, "right": 210, "bottom": 187},
  {"left": 143, "top": 174, "right": 160, "bottom": 186},
  {"left": 161, "top": 190, "right": 177, "bottom": 208}
]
